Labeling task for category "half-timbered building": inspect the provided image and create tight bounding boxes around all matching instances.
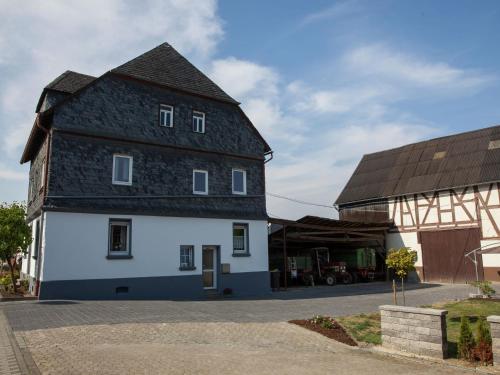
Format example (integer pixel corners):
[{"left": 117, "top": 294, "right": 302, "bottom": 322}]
[{"left": 336, "top": 125, "right": 500, "bottom": 283}]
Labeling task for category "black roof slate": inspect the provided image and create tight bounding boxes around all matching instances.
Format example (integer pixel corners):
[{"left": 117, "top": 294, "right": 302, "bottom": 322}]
[
  {"left": 111, "top": 43, "right": 238, "bottom": 104},
  {"left": 335, "top": 125, "right": 500, "bottom": 205},
  {"left": 45, "top": 71, "right": 96, "bottom": 94}
]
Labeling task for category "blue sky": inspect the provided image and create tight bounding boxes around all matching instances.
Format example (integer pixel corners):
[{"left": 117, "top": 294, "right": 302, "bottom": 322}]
[{"left": 1, "top": 0, "right": 500, "bottom": 219}]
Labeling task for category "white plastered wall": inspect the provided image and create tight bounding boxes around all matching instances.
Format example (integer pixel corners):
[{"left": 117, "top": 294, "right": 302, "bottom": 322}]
[{"left": 40, "top": 211, "right": 269, "bottom": 282}]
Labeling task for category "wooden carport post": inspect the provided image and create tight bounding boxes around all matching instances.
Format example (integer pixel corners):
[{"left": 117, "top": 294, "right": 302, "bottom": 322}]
[{"left": 283, "top": 224, "right": 287, "bottom": 290}]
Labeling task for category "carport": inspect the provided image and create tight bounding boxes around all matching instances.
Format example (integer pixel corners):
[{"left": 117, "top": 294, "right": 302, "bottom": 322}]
[{"left": 268, "top": 216, "right": 390, "bottom": 289}]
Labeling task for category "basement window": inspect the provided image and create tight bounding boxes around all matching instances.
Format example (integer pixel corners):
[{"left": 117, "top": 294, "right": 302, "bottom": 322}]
[
  {"left": 433, "top": 151, "right": 446, "bottom": 159},
  {"left": 488, "top": 140, "right": 500, "bottom": 150}
]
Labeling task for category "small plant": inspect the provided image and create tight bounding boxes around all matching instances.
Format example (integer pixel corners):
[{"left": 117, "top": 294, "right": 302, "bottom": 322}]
[
  {"left": 309, "top": 315, "right": 336, "bottom": 329},
  {"left": 386, "top": 247, "right": 417, "bottom": 305},
  {"left": 458, "top": 316, "right": 476, "bottom": 361},
  {"left": 471, "top": 281, "right": 496, "bottom": 297},
  {"left": 472, "top": 317, "right": 493, "bottom": 365},
  {"left": 19, "top": 279, "right": 29, "bottom": 292}
]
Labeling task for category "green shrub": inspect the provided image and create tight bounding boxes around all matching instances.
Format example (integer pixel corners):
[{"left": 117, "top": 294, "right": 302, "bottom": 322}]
[
  {"left": 0, "top": 274, "right": 12, "bottom": 286},
  {"left": 458, "top": 316, "right": 476, "bottom": 361},
  {"left": 477, "top": 317, "right": 492, "bottom": 346},
  {"left": 19, "top": 279, "right": 29, "bottom": 292},
  {"left": 471, "top": 281, "right": 496, "bottom": 297}
]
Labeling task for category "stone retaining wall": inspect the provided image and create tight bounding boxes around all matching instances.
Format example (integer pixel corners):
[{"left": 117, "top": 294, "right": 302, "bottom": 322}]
[
  {"left": 487, "top": 315, "right": 500, "bottom": 366},
  {"left": 380, "top": 305, "right": 448, "bottom": 358}
]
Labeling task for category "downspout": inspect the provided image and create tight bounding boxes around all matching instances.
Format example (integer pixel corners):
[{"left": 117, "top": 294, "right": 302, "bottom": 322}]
[{"left": 34, "top": 115, "right": 51, "bottom": 297}]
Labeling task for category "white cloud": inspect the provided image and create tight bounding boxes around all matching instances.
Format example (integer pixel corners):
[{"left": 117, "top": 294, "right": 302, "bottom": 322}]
[
  {"left": 0, "top": 0, "right": 223, "bottom": 158},
  {"left": 0, "top": 164, "right": 27, "bottom": 181},
  {"left": 210, "top": 57, "right": 278, "bottom": 99},
  {"left": 344, "top": 44, "right": 492, "bottom": 91},
  {"left": 300, "top": 1, "right": 362, "bottom": 27}
]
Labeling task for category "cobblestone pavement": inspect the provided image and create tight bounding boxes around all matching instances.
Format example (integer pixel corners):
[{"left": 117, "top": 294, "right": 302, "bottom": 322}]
[
  {"left": 2, "top": 283, "right": 473, "bottom": 331},
  {"left": 13, "top": 322, "right": 472, "bottom": 375},
  {"left": 0, "top": 312, "right": 22, "bottom": 375},
  {"left": 0, "top": 282, "right": 478, "bottom": 374}
]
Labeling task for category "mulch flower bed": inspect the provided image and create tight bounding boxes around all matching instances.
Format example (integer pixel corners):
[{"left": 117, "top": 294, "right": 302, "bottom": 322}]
[{"left": 290, "top": 316, "right": 358, "bottom": 346}]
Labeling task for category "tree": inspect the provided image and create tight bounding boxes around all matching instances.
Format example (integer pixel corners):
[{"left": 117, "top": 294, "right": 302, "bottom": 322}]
[
  {"left": 0, "top": 203, "right": 31, "bottom": 293},
  {"left": 386, "top": 247, "right": 417, "bottom": 305},
  {"left": 458, "top": 316, "right": 475, "bottom": 361}
]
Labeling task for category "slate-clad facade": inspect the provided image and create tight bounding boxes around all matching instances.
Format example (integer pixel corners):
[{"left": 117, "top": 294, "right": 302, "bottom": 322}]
[{"left": 20, "top": 43, "right": 272, "bottom": 299}]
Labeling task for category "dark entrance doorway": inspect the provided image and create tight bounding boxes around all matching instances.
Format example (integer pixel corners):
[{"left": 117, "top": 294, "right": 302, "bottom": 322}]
[{"left": 420, "top": 228, "right": 483, "bottom": 283}]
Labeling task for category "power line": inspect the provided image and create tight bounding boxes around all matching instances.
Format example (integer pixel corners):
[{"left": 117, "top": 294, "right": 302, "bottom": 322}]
[{"left": 266, "top": 192, "right": 334, "bottom": 209}]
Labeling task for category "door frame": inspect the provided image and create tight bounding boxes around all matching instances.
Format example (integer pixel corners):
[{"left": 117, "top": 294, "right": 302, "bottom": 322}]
[{"left": 202, "top": 245, "right": 220, "bottom": 290}]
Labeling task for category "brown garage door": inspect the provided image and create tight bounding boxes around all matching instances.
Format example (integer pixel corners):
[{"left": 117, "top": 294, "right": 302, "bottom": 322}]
[{"left": 420, "top": 228, "right": 483, "bottom": 283}]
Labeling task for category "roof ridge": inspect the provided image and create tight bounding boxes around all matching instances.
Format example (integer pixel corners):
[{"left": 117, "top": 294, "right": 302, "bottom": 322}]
[
  {"left": 362, "top": 124, "right": 500, "bottom": 159},
  {"left": 110, "top": 42, "right": 238, "bottom": 105}
]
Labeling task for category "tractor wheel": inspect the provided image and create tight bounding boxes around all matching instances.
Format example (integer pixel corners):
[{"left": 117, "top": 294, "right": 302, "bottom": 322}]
[
  {"left": 341, "top": 273, "right": 353, "bottom": 284},
  {"left": 325, "top": 274, "right": 336, "bottom": 286}
]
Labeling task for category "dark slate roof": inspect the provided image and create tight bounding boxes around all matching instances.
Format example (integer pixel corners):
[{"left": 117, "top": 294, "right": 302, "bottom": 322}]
[
  {"left": 45, "top": 71, "right": 96, "bottom": 94},
  {"left": 111, "top": 43, "right": 238, "bottom": 104},
  {"left": 35, "top": 71, "right": 96, "bottom": 112},
  {"left": 335, "top": 125, "right": 500, "bottom": 205}
]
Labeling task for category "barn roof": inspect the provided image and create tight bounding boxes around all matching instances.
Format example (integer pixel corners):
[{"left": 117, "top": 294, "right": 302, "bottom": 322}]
[{"left": 335, "top": 125, "right": 500, "bottom": 205}]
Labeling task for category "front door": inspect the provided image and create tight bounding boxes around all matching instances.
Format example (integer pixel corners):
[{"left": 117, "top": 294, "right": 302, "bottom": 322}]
[{"left": 202, "top": 247, "right": 217, "bottom": 289}]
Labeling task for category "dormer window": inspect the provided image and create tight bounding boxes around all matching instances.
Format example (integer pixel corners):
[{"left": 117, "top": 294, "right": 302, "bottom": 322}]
[
  {"left": 193, "top": 111, "right": 205, "bottom": 133},
  {"left": 433, "top": 151, "right": 446, "bottom": 160},
  {"left": 159, "top": 104, "right": 173, "bottom": 127}
]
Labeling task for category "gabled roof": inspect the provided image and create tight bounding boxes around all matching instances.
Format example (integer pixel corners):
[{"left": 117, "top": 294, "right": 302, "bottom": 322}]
[
  {"left": 45, "top": 70, "right": 96, "bottom": 93},
  {"left": 111, "top": 43, "right": 238, "bottom": 104},
  {"left": 35, "top": 71, "right": 96, "bottom": 112},
  {"left": 22, "top": 42, "right": 271, "bottom": 164},
  {"left": 335, "top": 125, "right": 500, "bottom": 205}
]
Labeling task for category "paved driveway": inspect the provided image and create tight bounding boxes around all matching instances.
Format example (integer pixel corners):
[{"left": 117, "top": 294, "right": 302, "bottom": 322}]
[
  {"left": 2, "top": 282, "right": 473, "bottom": 330},
  {"left": 0, "top": 282, "right": 477, "bottom": 374}
]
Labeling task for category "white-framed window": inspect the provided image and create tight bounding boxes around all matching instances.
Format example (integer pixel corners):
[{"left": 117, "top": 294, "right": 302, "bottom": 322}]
[
  {"left": 233, "top": 223, "right": 249, "bottom": 254},
  {"left": 180, "top": 245, "right": 195, "bottom": 270},
  {"left": 192, "top": 111, "right": 205, "bottom": 133},
  {"left": 232, "top": 169, "right": 247, "bottom": 195},
  {"left": 112, "top": 154, "right": 133, "bottom": 185},
  {"left": 108, "top": 219, "right": 131, "bottom": 257},
  {"left": 159, "top": 104, "right": 173, "bottom": 127},
  {"left": 41, "top": 160, "right": 46, "bottom": 189},
  {"left": 193, "top": 169, "right": 208, "bottom": 195}
]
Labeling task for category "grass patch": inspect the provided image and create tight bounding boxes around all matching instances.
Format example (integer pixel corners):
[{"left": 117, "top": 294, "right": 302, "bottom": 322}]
[
  {"left": 431, "top": 299, "right": 500, "bottom": 358},
  {"left": 337, "top": 313, "right": 381, "bottom": 345},
  {"left": 337, "top": 299, "right": 500, "bottom": 351}
]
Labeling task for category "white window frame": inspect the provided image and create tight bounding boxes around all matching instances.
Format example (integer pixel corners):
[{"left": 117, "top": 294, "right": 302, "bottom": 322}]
[
  {"left": 159, "top": 104, "right": 174, "bottom": 127},
  {"left": 192, "top": 111, "right": 205, "bottom": 133},
  {"left": 233, "top": 223, "right": 249, "bottom": 254},
  {"left": 232, "top": 169, "right": 247, "bottom": 195},
  {"left": 112, "top": 154, "right": 133, "bottom": 186},
  {"left": 180, "top": 245, "right": 195, "bottom": 269},
  {"left": 193, "top": 169, "right": 208, "bottom": 195},
  {"left": 108, "top": 220, "right": 131, "bottom": 256}
]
